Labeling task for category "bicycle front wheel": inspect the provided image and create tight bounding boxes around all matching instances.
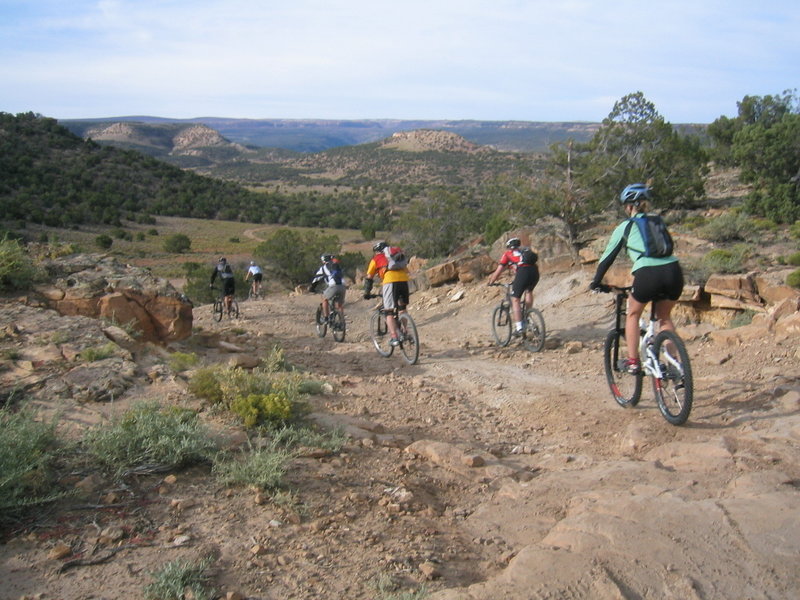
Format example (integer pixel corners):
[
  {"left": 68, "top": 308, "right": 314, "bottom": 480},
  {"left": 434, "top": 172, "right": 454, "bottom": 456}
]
[
  {"left": 213, "top": 300, "right": 223, "bottom": 322},
  {"left": 228, "top": 300, "right": 240, "bottom": 319},
  {"left": 315, "top": 305, "right": 327, "bottom": 338},
  {"left": 491, "top": 305, "right": 512, "bottom": 347},
  {"left": 370, "top": 310, "right": 393, "bottom": 357},
  {"left": 652, "top": 330, "right": 693, "bottom": 425},
  {"left": 331, "top": 308, "right": 346, "bottom": 343},
  {"left": 603, "top": 329, "right": 642, "bottom": 407},
  {"left": 398, "top": 312, "right": 419, "bottom": 365},
  {"left": 522, "top": 308, "right": 546, "bottom": 353}
]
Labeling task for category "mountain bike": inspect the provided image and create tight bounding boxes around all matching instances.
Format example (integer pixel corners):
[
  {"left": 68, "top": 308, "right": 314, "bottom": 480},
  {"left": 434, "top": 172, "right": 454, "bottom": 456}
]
[
  {"left": 366, "top": 294, "right": 419, "bottom": 365},
  {"left": 598, "top": 285, "right": 693, "bottom": 425},
  {"left": 315, "top": 299, "right": 346, "bottom": 342},
  {"left": 211, "top": 287, "right": 240, "bottom": 322},
  {"left": 489, "top": 283, "right": 546, "bottom": 352},
  {"left": 247, "top": 281, "right": 263, "bottom": 301}
]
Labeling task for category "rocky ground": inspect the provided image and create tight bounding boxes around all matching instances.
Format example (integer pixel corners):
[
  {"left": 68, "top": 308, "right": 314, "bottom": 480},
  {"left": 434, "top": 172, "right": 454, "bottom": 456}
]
[{"left": 1, "top": 266, "right": 800, "bottom": 600}]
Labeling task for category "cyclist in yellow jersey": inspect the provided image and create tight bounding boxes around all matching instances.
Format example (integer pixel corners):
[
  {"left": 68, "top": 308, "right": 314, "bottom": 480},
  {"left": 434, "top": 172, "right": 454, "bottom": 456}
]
[{"left": 363, "top": 241, "right": 410, "bottom": 347}]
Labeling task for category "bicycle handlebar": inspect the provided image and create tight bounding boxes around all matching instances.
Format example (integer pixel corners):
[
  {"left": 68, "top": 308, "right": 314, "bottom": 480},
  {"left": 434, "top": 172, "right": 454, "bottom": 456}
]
[{"left": 592, "top": 284, "right": 632, "bottom": 294}]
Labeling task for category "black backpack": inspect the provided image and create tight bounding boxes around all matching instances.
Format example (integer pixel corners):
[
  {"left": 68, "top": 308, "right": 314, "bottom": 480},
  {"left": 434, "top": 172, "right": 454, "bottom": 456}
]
[
  {"left": 623, "top": 215, "right": 674, "bottom": 258},
  {"left": 516, "top": 246, "right": 538, "bottom": 265}
]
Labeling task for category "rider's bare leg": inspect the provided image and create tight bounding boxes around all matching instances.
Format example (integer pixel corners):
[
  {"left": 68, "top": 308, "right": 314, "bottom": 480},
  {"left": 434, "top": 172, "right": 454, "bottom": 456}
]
[{"left": 625, "top": 296, "right": 646, "bottom": 360}]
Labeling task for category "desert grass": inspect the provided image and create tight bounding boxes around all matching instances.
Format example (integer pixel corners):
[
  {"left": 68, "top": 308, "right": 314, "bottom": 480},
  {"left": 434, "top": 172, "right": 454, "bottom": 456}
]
[
  {"left": 24, "top": 215, "right": 370, "bottom": 279},
  {"left": 143, "top": 556, "right": 215, "bottom": 600}
]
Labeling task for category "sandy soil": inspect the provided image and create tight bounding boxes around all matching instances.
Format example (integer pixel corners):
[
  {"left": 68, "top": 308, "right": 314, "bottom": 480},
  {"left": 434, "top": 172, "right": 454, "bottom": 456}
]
[{"left": 2, "top": 269, "right": 799, "bottom": 600}]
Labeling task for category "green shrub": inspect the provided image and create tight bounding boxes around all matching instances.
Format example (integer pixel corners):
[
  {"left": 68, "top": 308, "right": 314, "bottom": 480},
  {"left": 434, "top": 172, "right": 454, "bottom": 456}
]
[
  {"left": 729, "top": 309, "right": 756, "bottom": 328},
  {"left": 699, "top": 212, "right": 753, "bottom": 242},
  {"left": 483, "top": 213, "right": 512, "bottom": 245},
  {"left": 212, "top": 442, "right": 291, "bottom": 492},
  {"left": 188, "top": 367, "right": 224, "bottom": 404},
  {"left": 147, "top": 228, "right": 158, "bottom": 236},
  {"left": 373, "top": 573, "right": 428, "bottom": 600},
  {"left": 110, "top": 227, "right": 132, "bottom": 241},
  {"left": 786, "top": 251, "right": 800, "bottom": 266},
  {"left": 680, "top": 214, "right": 707, "bottom": 230},
  {"left": 271, "top": 424, "right": 346, "bottom": 453},
  {"left": 0, "top": 405, "right": 67, "bottom": 520},
  {"left": 83, "top": 401, "right": 217, "bottom": 477},
  {"left": 254, "top": 228, "right": 342, "bottom": 284},
  {"left": 787, "top": 269, "right": 800, "bottom": 289},
  {"left": 94, "top": 234, "right": 113, "bottom": 249},
  {"left": 79, "top": 342, "right": 118, "bottom": 362},
  {"left": 701, "top": 245, "right": 751, "bottom": 274},
  {"left": 144, "top": 557, "right": 214, "bottom": 600},
  {"left": 230, "top": 392, "right": 293, "bottom": 428},
  {"left": 0, "top": 236, "right": 37, "bottom": 291},
  {"left": 168, "top": 351, "right": 199, "bottom": 372},
  {"left": 163, "top": 233, "right": 192, "bottom": 253}
]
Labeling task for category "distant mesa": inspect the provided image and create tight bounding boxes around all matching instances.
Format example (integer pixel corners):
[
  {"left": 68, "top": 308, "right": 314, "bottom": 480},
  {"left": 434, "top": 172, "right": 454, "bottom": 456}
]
[{"left": 381, "top": 130, "right": 490, "bottom": 154}]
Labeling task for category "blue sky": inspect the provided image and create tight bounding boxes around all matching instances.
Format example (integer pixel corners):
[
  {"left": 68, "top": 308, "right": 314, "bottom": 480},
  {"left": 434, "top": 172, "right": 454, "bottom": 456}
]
[{"left": 1, "top": 0, "right": 797, "bottom": 123}]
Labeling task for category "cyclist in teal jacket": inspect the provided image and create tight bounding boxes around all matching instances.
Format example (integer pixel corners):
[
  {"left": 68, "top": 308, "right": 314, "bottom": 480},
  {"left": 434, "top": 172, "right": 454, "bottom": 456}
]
[{"left": 590, "top": 184, "right": 684, "bottom": 374}]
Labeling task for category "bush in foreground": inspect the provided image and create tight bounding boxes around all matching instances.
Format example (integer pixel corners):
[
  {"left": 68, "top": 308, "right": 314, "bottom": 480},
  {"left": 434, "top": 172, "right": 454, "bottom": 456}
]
[
  {"left": 0, "top": 404, "right": 66, "bottom": 521},
  {"left": 83, "top": 402, "right": 217, "bottom": 478},
  {"left": 0, "top": 236, "right": 37, "bottom": 291},
  {"left": 144, "top": 557, "right": 215, "bottom": 600}
]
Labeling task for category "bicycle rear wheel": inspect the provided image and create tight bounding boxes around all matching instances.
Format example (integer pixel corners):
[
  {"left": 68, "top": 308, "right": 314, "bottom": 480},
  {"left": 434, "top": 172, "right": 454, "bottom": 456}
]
[
  {"left": 522, "top": 308, "right": 546, "bottom": 352},
  {"left": 652, "top": 330, "right": 693, "bottom": 425},
  {"left": 370, "top": 310, "right": 393, "bottom": 357},
  {"left": 331, "top": 308, "right": 346, "bottom": 343},
  {"left": 491, "top": 305, "right": 512, "bottom": 347},
  {"left": 398, "top": 312, "right": 419, "bottom": 365},
  {"left": 315, "top": 305, "right": 327, "bottom": 338},
  {"left": 603, "top": 328, "right": 642, "bottom": 407},
  {"left": 213, "top": 299, "right": 223, "bottom": 322}
]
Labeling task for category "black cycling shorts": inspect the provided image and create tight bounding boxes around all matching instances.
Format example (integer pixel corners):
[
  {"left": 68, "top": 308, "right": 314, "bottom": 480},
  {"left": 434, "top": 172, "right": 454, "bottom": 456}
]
[
  {"left": 252, "top": 273, "right": 263, "bottom": 282},
  {"left": 631, "top": 261, "right": 684, "bottom": 304},
  {"left": 512, "top": 265, "right": 539, "bottom": 298},
  {"left": 223, "top": 278, "right": 235, "bottom": 296}
]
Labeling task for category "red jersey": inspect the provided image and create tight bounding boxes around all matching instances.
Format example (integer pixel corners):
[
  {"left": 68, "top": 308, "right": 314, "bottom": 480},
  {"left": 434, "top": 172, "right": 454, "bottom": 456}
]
[{"left": 499, "top": 248, "right": 533, "bottom": 270}]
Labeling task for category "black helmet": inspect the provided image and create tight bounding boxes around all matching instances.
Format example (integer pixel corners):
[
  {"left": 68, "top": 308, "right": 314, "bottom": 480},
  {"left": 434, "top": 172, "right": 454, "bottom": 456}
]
[
  {"left": 620, "top": 183, "right": 651, "bottom": 205},
  {"left": 320, "top": 254, "right": 333, "bottom": 263},
  {"left": 373, "top": 240, "right": 388, "bottom": 252},
  {"left": 218, "top": 257, "right": 227, "bottom": 263},
  {"left": 506, "top": 238, "right": 521, "bottom": 249}
]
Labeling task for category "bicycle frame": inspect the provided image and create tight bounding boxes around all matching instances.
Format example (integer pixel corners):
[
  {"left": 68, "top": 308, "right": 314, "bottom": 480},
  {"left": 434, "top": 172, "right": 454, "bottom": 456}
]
[
  {"left": 494, "top": 283, "right": 528, "bottom": 315},
  {"left": 612, "top": 289, "right": 669, "bottom": 381}
]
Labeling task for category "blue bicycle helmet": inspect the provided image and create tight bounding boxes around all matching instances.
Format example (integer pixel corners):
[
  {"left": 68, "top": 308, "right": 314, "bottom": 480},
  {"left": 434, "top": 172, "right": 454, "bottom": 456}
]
[{"left": 619, "top": 183, "right": 651, "bottom": 205}]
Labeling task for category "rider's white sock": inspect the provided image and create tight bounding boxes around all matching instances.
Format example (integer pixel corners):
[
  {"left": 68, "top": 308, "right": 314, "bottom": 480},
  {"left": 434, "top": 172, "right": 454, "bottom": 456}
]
[{"left": 515, "top": 321, "right": 523, "bottom": 331}]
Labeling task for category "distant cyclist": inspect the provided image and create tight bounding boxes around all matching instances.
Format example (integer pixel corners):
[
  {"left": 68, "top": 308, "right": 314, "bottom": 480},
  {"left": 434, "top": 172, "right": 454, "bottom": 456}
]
[
  {"left": 486, "top": 237, "right": 539, "bottom": 336},
  {"left": 589, "top": 183, "right": 684, "bottom": 374},
  {"left": 244, "top": 261, "right": 263, "bottom": 298},
  {"left": 310, "top": 254, "right": 346, "bottom": 320},
  {"left": 363, "top": 241, "right": 410, "bottom": 347},
  {"left": 210, "top": 257, "right": 235, "bottom": 314}
]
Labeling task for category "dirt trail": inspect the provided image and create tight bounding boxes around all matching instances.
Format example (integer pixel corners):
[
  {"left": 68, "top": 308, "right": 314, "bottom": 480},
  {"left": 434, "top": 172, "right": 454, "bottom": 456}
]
[{"left": 2, "top": 270, "right": 799, "bottom": 599}]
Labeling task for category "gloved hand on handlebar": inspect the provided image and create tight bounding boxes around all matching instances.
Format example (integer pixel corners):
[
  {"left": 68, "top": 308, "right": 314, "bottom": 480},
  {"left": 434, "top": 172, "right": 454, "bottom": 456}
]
[
  {"left": 589, "top": 281, "right": 611, "bottom": 293},
  {"left": 363, "top": 278, "right": 373, "bottom": 300}
]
